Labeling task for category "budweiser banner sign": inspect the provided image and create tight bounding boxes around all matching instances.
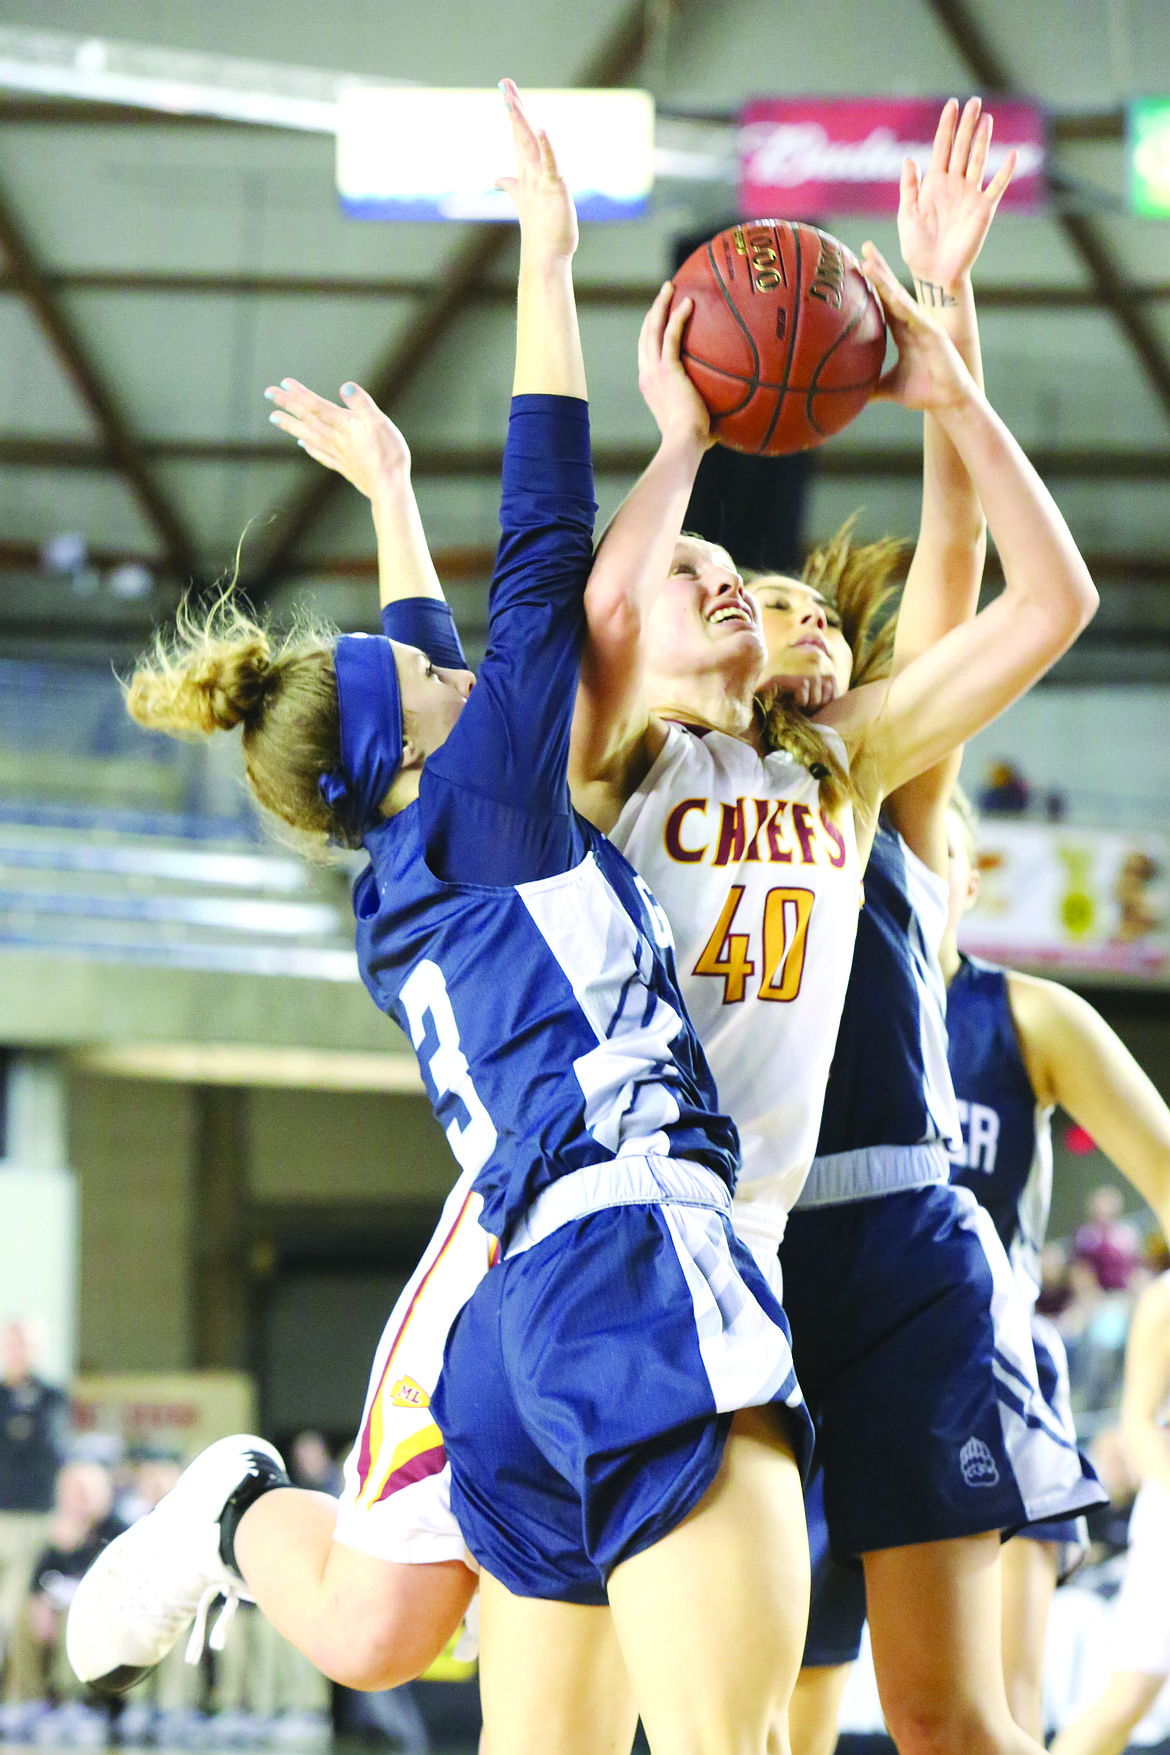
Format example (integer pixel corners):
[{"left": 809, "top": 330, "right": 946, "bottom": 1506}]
[{"left": 739, "top": 98, "right": 1046, "bottom": 218}]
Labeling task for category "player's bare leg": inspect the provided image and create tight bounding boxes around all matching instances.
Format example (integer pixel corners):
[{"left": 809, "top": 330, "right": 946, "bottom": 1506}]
[
  {"left": 998, "top": 1537, "right": 1059, "bottom": 1741},
  {"left": 604, "top": 1406, "right": 809, "bottom": 1755},
  {"left": 477, "top": 1584, "right": 638, "bottom": 1755},
  {"left": 865, "top": 1534, "right": 1041, "bottom": 1755},
  {"left": 1049, "top": 1670, "right": 1168, "bottom": 1755},
  {"left": 234, "top": 1487, "right": 475, "bottom": 1689},
  {"left": 789, "top": 1664, "right": 852, "bottom": 1755}
]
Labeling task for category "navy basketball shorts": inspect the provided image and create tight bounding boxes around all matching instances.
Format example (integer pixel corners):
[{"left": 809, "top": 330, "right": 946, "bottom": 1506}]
[
  {"left": 1015, "top": 1312, "right": 1090, "bottom": 1574},
  {"left": 778, "top": 1182, "right": 1105, "bottom": 1559},
  {"left": 431, "top": 1156, "right": 814, "bottom": 1604},
  {"left": 802, "top": 1466, "right": 867, "bottom": 1668}
]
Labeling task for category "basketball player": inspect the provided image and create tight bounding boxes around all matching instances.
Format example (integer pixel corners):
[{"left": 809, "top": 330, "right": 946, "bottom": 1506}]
[
  {"left": 777, "top": 781, "right": 1170, "bottom": 1755},
  {"left": 68, "top": 83, "right": 820, "bottom": 1755},
  {"left": 1048, "top": 1270, "right": 1170, "bottom": 1755},
  {"left": 945, "top": 791, "right": 1170, "bottom": 1739},
  {"left": 759, "top": 104, "right": 1112, "bottom": 1755}
]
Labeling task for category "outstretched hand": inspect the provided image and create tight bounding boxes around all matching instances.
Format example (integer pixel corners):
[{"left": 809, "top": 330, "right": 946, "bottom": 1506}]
[
  {"left": 898, "top": 97, "right": 1017, "bottom": 301},
  {"left": 862, "top": 244, "right": 972, "bottom": 414},
  {"left": 495, "top": 78, "right": 578, "bottom": 261},
  {"left": 638, "top": 282, "right": 712, "bottom": 449},
  {"left": 264, "top": 379, "right": 408, "bottom": 501}
]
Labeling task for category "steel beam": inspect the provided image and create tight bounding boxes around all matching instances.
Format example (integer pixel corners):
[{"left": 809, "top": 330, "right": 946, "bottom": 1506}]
[
  {"left": 0, "top": 180, "right": 201, "bottom": 579},
  {"left": 2, "top": 269, "right": 1168, "bottom": 310}
]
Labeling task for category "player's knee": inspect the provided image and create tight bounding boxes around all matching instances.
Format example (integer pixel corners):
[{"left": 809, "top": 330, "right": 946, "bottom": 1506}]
[
  {"left": 881, "top": 1695, "right": 1002, "bottom": 1755},
  {"left": 315, "top": 1565, "right": 473, "bottom": 1690},
  {"left": 1002, "top": 1669, "right": 1044, "bottom": 1742},
  {"left": 321, "top": 1612, "right": 441, "bottom": 1691}
]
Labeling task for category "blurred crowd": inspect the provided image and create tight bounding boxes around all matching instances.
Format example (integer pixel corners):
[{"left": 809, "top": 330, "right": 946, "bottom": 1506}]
[
  {"left": 1040, "top": 1184, "right": 1170, "bottom": 1447},
  {"left": 0, "top": 1326, "right": 377, "bottom": 1748}
]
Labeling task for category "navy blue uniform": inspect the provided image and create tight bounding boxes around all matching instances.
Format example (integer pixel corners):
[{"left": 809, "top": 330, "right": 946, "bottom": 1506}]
[
  {"left": 948, "top": 953, "right": 1090, "bottom": 1563},
  {"left": 781, "top": 827, "right": 1101, "bottom": 1668},
  {"left": 356, "top": 396, "right": 810, "bottom": 1602}
]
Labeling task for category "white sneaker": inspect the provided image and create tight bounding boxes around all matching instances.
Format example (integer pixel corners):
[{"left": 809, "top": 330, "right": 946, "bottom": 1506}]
[{"left": 66, "top": 1435, "right": 286, "bottom": 1695}]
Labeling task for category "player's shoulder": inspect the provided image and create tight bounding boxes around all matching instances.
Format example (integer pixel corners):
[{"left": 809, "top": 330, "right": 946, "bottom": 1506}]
[
  {"left": 1006, "top": 968, "right": 1103, "bottom": 1049},
  {"left": 1134, "top": 1269, "right": 1170, "bottom": 1335}
]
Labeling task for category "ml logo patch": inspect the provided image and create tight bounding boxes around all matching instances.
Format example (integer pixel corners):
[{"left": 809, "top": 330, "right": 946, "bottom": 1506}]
[
  {"left": 960, "top": 1437, "right": 999, "bottom": 1487},
  {"left": 389, "top": 1376, "right": 430, "bottom": 1410}
]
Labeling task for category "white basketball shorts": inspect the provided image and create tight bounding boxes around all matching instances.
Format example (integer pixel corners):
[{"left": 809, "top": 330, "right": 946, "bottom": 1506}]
[{"left": 334, "top": 1165, "right": 492, "bottom": 1569}]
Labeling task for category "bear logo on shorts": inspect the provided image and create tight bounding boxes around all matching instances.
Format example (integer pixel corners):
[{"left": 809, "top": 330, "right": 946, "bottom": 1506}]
[
  {"left": 390, "top": 1376, "right": 430, "bottom": 1409},
  {"left": 959, "top": 1437, "right": 999, "bottom": 1487}
]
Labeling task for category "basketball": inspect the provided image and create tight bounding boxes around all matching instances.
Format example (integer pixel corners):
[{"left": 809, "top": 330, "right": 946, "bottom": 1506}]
[{"left": 672, "top": 220, "right": 887, "bottom": 455}]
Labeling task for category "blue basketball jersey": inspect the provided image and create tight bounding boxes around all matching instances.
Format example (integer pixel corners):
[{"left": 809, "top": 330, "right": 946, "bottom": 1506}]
[
  {"left": 353, "top": 396, "right": 738, "bottom": 1247},
  {"left": 799, "top": 818, "right": 960, "bottom": 1203},
  {"left": 947, "top": 954, "right": 1052, "bottom": 1303}
]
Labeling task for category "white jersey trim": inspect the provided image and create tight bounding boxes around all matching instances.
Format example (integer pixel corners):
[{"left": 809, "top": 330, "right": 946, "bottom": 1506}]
[
  {"left": 796, "top": 1141, "right": 951, "bottom": 1208},
  {"left": 505, "top": 1154, "right": 731, "bottom": 1258}
]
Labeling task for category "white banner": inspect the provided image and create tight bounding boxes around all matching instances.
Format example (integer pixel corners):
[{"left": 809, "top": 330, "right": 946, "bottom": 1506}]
[{"left": 958, "top": 821, "right": 1168, "bottom": 980}]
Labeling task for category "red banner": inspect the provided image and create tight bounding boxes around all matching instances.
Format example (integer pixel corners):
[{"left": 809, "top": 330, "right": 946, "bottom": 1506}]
[{"left": 739, "top": 97, "right": 1046, "bottom": 218}]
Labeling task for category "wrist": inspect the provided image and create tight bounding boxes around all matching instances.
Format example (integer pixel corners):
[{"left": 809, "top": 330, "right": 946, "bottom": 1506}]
[
  {"left": 518, "top": 246, "right": 576, "bottom": 278},
  {"left": 912, "top": 274, "right": 967, "bottom": 309},
  {"left": 655, "top": 425, "right": 709, "bottom": 466},
  {"left": 931, "top": 374, "right": 988, "bottom": 433},
  {"left": 370, "top": 471, "right": 413, "bottom": 519}
]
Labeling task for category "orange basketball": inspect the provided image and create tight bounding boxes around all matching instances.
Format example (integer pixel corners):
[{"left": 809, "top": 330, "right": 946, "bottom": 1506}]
[{"left": 672, "top": 221, "right": 887, "bottom": 455}]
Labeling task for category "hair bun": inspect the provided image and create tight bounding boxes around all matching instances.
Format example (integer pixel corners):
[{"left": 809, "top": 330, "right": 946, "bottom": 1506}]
[{"left": 191, "top": 638, "right": 273, "bottom": 731}]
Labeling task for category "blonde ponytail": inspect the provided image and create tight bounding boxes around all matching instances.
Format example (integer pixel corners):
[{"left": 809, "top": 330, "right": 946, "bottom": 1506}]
[
  {"left": 752, "top": 517, "right": 908, "bottom": 816},
  {"left": 801, "top": 516, "right": 905, "bottom": 690},
  {"left": 756, "top": 692, "right": 855, "bottom": 817},
  {"left": 126, "top": 594, "right": 352, "bottom": 848}
]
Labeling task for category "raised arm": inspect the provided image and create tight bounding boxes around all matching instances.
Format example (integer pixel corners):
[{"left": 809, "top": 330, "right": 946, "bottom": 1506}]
[
  {"left": 1120, "top": 1274, "right": 1170, "bottom": 1498},
  {"left": 264, "top": 382, "right": 447, "bottom": 610},
  {"left": 569, "top": 288, "right": 711, "bottom": 806},
  {"left": 884, "top": 98, "right": 1015, "bottom": 869},
  {"left": 1008, "top": 971, "right": 1170, "bottom": 1242},
  {"left": 417, "top": 82, "right": 595, "bottom": 886},
  {"left": 498, "top": 78, "right": 585, "bottom": 401},
  {"left": 819, "top": 249, "right": 1097, "bottom": 803}
]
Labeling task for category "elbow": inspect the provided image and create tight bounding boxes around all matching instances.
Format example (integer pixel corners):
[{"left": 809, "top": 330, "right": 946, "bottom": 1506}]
[
  {"left": 1074, "top": 569, "right": 1100, "bottom": 632},
  {"left": 1046, "top": 567, "right": 1099, "bottom": 653},
  {"left": 583, "top": 585, "right": 644, "bottom": 650}
]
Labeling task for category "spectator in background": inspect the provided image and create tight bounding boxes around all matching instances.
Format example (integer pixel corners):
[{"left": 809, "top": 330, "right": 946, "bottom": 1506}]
[
  {"left": 0, "top": 1320, "right": 66, "bottom": 1688},
  {"left": 1076, "top": 1186, "right": 1143, "bottom": 1293},
  {"left": 288, "top": 1433, "right": 343, "bottom": 1500},
  {"left": 4, "top": 1460, "right": 121, "bottom": 1715},
  {"left": 978, "top": 757, "right": 1032, "bottom": 815},
  {"left": 1037, "top": 1242, "right": 1075, "bottom": 1319},
  {"left": 1050, "top": 1269, "right": 1170, "bottom": 1755}
]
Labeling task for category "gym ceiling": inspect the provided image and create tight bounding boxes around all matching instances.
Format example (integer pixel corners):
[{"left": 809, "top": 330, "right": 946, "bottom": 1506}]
[{"left": 0, "top": 0, "right": 1167, "bottom": 681}]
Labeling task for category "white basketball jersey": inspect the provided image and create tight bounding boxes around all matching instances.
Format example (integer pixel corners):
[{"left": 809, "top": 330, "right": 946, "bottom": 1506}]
[{"left": 611, "top": 722, "right": 861, "bottom": 1243}]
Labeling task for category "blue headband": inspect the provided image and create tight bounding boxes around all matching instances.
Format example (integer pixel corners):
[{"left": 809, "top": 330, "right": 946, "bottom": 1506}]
[{"left": 319, "top": 633, "right": 403, "bottom": 840}]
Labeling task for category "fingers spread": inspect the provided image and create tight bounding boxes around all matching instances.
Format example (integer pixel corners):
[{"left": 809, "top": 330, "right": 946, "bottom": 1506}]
[
  {"left": 950, "top": 95, "right": 982, "bottom": 175},
  {"left": 985, "top": 146, "right": 1018, "bottom": 206},
  {"left": 929, "top": 98, "right": 958, "bottom": 176},
  {"left": 966, "top": 111, "right": 992, "bottom": 187}
]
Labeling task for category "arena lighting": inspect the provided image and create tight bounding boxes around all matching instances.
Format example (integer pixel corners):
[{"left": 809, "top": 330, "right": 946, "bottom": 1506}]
[
  {"left": 336, "top": 87, "right": 655, "bottom": 221},
  {"left": 1129, "top": 96, "right": 1170, "bottom": 216},
  {"left": 0, "top": 28, "right": 679, "bottom": 202},
  {"left": 76, "top": 1041, "right": 424, "bottom": 1092},
  {"left": 0, "top": 27, "right": 350, "bottom": 129}
]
